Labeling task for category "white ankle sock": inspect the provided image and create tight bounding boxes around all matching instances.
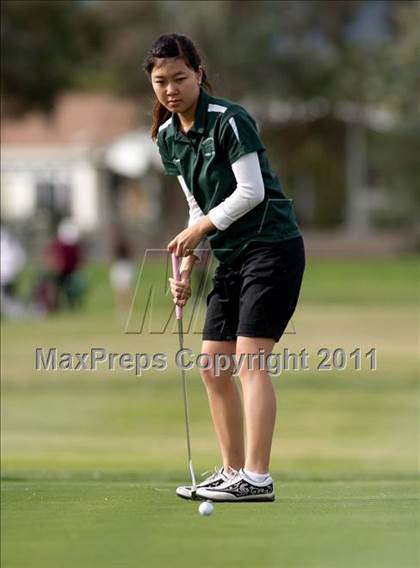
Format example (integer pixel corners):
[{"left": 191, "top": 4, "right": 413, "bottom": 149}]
[{"left": 243, "top": 468, "right": 270, "bottom": 483}]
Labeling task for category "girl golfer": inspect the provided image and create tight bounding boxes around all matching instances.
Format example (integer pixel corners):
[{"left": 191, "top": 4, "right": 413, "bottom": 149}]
[{"left": 143, "top": 33, "right": 305, "bottom": 502}]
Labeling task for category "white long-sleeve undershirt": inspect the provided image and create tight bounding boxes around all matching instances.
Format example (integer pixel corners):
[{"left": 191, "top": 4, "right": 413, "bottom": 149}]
[
  {"left": 177, "top": 151, "right": 265, "bottom": 261},
  {"left": 208, "top": 151, "right": 265, "bottom": 230}
]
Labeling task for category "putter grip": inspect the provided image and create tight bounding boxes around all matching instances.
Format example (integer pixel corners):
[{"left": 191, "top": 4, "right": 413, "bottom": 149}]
[{"left": 171, "top": 253, "right": 183, "bottom": 319}]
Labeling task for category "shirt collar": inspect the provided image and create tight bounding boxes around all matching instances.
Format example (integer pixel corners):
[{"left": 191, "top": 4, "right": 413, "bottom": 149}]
[{"left": 172, "top": 87, "right": 209, "bottom": 141}]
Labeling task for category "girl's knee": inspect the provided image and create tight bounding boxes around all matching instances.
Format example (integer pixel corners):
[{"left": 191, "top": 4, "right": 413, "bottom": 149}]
[{"left": 200, "top": 365, "right": 234, "bottom": 391}]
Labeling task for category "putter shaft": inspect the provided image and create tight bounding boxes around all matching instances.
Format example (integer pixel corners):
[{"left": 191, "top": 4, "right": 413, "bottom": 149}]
[{"left": 172, "top": 254, "right": 197, "bottom": 494}]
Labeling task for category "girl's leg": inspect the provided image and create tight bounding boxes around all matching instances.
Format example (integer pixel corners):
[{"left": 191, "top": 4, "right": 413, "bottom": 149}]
[
  {"left": 236, "top": 336, "right": 277, "bottom": 474},
  {"left": 200, "top": 340, "right": 245, "bottom": 471}
]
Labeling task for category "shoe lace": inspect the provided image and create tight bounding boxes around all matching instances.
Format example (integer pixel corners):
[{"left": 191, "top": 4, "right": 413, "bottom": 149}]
[
  {"left": 200, "top": 466, "right": 223, "bottom": 483},
  {"left": 201, "top": 466, "right": 242, "bottom": 484},
  {"left": 224, "top": 467, "right": 241, "bottom": 483}
]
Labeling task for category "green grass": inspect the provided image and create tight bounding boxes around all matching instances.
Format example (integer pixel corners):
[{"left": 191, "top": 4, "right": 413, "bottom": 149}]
[
  {"left": 1, "top": 256, "right": 419, "bottom": 568},
  {"left": 3, "top": 479, "right": 418, "bottom": 568}
]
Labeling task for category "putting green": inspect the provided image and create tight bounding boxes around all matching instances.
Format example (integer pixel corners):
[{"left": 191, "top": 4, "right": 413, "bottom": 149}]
[
  {"left": 2, "top": 257, "right": 419, "bottom": 567},
  {"left": 2, "top": 478, "right": 418, "bottom": 568}
]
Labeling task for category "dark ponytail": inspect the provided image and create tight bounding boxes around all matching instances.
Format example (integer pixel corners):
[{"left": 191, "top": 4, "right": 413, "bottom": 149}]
[{"left": 143, "top": 33, "right": 212, "bottom": 141}]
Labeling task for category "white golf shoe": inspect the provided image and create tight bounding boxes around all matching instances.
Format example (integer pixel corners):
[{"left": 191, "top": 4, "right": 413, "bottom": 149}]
[
  {"left": 176, "top": 466, "right": 232, "bottom": 500},
  {"left": 196, "top": 468, "right": 275, "bottom": 502}
]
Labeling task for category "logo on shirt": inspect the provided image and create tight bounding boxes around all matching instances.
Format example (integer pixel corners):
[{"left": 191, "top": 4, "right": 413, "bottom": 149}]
[{"left": 201, "top": 137, "right": 215, "bottom": 158}]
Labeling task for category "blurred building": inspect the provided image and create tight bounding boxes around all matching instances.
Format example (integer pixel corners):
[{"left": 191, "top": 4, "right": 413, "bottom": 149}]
[
  {"left": 247, "top": 97, "right": 397, "bottom": 228},
  {"left": 1, "top": 90, "right": 415, "bottom": 259},
  {"left": 247, "top": 96, "right": 416, "bottom": 253},
  {"left": 0, "top": 91, "right": 171, "bottom": 259}
]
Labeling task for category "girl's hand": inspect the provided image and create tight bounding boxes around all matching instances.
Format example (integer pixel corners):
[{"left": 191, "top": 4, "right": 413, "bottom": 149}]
[
  {"left": 169, "top": 275, "right": 192, "bottom": 308},
  {"left": 167, "top": 216, "right": 216, "bottom": 257},
  {"left": 167, "top": 225, "right": 203, "bottom": 258}
]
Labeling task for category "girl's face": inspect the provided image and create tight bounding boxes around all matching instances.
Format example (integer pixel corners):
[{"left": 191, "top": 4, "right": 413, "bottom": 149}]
[{"left": 150, "top": 57, "right": 202, "bottom": 114}]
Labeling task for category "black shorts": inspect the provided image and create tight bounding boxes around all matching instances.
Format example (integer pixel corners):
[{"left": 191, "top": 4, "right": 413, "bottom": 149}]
[{"left": 202, "top": 236, "right": 305, "bottom": 343}]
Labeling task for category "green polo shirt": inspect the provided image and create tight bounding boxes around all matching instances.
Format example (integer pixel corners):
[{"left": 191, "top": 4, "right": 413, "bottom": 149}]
[{"left": 157, "top": 87, "right": 301, "bottom": 264}]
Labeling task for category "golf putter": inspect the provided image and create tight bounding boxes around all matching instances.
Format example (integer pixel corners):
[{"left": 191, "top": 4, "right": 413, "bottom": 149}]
[{"left": 171, "top": 253, "right": 198, "bottom": 497}]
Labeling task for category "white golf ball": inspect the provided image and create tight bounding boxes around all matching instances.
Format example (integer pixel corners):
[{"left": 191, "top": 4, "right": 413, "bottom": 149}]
[{"left": 198, "top": 501, "right": 214, "bottom": 516}]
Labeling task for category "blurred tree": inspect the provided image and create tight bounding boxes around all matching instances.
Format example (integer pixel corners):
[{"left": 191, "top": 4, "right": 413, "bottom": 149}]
[
  {"left": 93, "top": 0, "right": 363, "bottom": 101},
  {"left": 87, "top": 0, "right": 164, "bottom": 96},
  {"left": 2, "top": 0, "right": 418, "bottom": 116},
  {"left": 1, "top": 0, "right": 418, "bottom": 228},
  {"left": 379, "top": 1, "right": 420, "bottom": 116},
  {"left": 1, "top": 0, "right": 105, "bottom": 116}
]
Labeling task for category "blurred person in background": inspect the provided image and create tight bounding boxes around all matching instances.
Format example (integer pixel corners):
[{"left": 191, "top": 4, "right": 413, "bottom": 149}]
[
  {"left": 34, "top": 218, "right": 87, "bottom": 312},
  {"left": 109, "top": 227, "right": 135, "bottom": 319},
  {"left": 0, "top": 225, "right": 27, "bottom": 318},
  {"left": 144, "top": 34, "right": 305, "bottom": 503}
]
